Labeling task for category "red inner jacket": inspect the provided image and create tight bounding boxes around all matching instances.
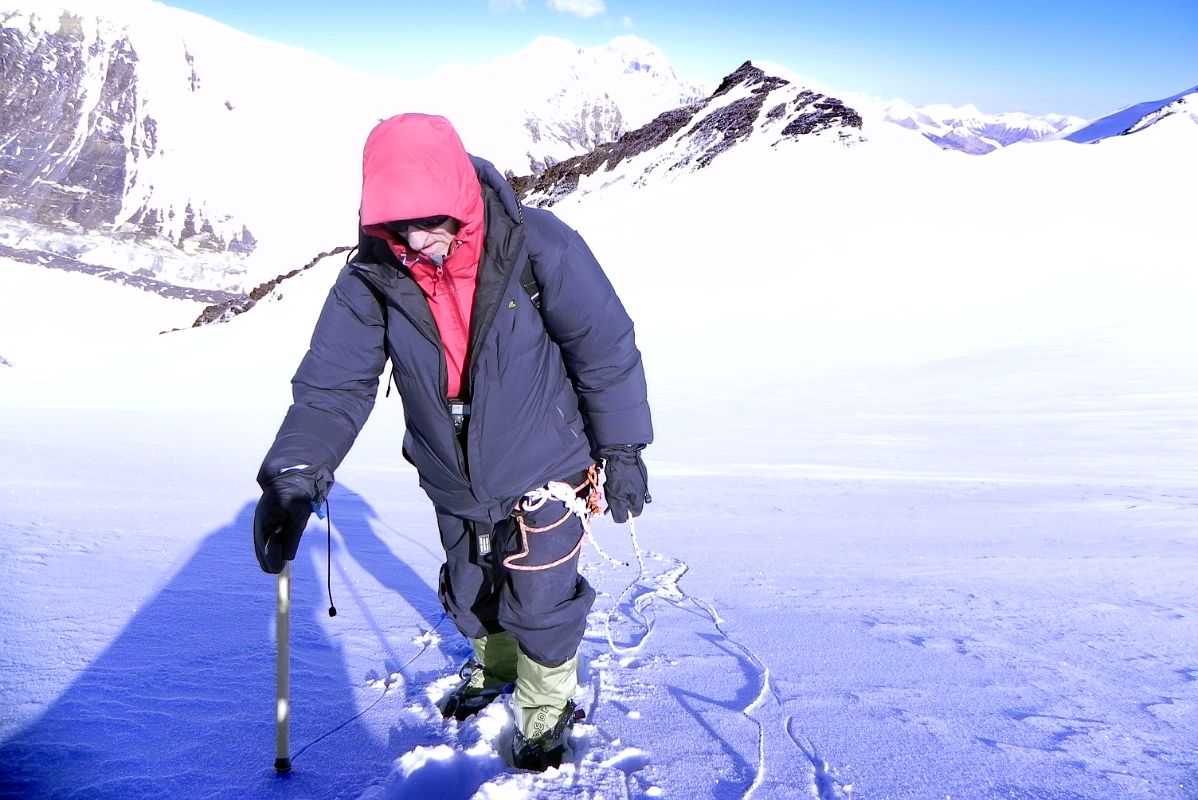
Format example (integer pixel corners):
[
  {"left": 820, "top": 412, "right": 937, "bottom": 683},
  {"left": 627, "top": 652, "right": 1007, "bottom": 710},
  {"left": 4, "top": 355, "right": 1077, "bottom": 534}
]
[{"left": 360, "top": 114, "right": 485, "bottom": 398}]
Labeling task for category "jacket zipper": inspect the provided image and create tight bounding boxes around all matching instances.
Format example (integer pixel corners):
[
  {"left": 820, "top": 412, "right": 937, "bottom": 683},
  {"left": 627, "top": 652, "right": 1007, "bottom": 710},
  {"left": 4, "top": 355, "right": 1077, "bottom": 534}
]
[
  {"left": 434, "top": 247, "right": 471, "bottom": 478},
  {"left": 352, "top": 262, "right": 462, "bottom": 476}
]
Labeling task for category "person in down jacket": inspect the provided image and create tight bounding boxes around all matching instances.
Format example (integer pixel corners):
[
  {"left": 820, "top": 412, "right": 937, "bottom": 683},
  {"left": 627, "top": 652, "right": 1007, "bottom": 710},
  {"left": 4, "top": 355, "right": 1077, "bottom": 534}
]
[{"left": 251, "top": 113, "right": 652, "bottom": 767}]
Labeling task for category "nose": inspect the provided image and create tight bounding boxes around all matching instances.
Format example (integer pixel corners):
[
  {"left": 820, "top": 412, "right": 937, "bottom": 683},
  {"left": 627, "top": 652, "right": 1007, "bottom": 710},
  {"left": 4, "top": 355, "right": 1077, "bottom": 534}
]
[{"left": 406, "top": 229, "right": 431, "bottom": 250}]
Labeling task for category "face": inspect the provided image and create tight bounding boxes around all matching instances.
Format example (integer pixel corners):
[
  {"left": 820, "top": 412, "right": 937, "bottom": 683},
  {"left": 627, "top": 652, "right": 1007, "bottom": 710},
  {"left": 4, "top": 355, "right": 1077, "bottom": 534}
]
[{"left": 386, "top": 216, "right": 460, "bottom": 259}]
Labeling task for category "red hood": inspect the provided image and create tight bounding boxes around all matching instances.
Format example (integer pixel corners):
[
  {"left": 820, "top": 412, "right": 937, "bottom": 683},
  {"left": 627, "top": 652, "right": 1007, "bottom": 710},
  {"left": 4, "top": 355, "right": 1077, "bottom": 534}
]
[
  {"left": 359, "top": 114, "right": 484, "bottom": 398},
  {"left": 360, "top": 113, "right": 483, "bottom": 230}
]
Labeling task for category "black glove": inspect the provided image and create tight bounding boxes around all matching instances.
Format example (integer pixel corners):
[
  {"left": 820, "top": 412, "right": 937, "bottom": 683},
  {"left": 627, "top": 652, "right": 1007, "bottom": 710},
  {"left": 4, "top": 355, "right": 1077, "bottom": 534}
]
[
  {"left": 600, "top": 445, "right": 650, "bottom": 523},
  {"left": 253, "top": 465, "right": 333, "bottom": 574}
]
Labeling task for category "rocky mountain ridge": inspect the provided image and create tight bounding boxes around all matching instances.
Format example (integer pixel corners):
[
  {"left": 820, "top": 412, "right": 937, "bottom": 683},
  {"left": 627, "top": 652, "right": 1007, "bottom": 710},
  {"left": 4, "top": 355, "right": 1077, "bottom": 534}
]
[{"left": 511, "top": 61, "right": 865, "bottom": 206}]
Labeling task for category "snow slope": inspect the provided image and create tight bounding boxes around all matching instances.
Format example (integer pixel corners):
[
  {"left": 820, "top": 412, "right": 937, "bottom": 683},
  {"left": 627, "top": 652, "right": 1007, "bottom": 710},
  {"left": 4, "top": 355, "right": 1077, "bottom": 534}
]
[
  {"left": 1060, "top": 85, "right": 1198, "bottom": 143},
  {"left": 2, "top": 28, "right": 1197, "bottom": 800}
]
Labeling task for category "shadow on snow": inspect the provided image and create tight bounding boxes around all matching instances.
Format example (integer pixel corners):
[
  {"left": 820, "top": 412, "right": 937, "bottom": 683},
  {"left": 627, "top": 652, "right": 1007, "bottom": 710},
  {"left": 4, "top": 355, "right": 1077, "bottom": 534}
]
[{"left": 0, "top": 485, "right": 457, "bottom": 800}]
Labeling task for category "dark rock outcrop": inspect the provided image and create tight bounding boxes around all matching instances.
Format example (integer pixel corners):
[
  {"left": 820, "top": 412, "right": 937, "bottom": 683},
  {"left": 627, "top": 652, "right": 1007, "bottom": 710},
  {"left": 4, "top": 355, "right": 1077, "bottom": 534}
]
[
  {"left": 190, "top": 245, "right": 354, "bottom": 327},
  {"left": 780, "top": 90, "right": 863, "bottom": 138},
  {"left": 710, "top": 61, "right": 789, "bottom": 98}
]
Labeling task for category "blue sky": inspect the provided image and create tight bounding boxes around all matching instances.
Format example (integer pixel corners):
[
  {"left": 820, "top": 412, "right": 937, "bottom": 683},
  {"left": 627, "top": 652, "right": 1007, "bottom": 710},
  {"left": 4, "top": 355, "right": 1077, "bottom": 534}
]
[{"left": 165, "top": 0, "right": 1197, "bottom": 118}]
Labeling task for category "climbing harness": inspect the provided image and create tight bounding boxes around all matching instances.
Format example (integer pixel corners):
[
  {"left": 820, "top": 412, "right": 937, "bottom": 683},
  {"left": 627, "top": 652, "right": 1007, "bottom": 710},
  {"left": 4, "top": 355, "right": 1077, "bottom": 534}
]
[{"left": 505, "top": 466, "right": 624, "bottom": 570}]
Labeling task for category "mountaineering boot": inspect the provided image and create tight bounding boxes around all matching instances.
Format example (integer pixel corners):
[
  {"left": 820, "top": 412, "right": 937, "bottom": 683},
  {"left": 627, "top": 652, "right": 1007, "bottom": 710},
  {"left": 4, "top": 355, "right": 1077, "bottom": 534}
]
[
  {"left": 512, "top": 699, "right": 585, "bottom": 771},
  {"left": 438, "top": 631, "right": 519, "bottom": 721},
  {"left": 511, "top": 651, "right": 585, "bottom": 771}
]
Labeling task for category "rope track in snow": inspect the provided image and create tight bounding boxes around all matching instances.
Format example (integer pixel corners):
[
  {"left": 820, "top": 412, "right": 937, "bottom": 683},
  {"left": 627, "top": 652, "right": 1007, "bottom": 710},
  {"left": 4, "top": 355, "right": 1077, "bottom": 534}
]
[
  {"left": 603, "top": 519, "right": 688, "bottom": 654},
  {"left": 599, "top": 519, "right": 816, "bottom": 799},
  {"left": 785, "top": 717, "right": 852, "bottom": 800}
]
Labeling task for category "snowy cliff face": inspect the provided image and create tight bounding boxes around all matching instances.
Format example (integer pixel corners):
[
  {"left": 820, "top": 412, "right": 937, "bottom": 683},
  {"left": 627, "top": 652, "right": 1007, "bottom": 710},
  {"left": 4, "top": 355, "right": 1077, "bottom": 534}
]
[
  {"left": 1, "top": 13, "right": 144, "bottom": 234},
  {"left": 0, "top": 4, "right": 704, "bottom": 295},
  {"left": 511, "top": 61, "right": 866, "bottom": 206},
  {"left": 0, "top": 5, "right": 267, "bottom": 291},
  {"left": 879, "top": 100, "right": 1083, "bottom": 154}
]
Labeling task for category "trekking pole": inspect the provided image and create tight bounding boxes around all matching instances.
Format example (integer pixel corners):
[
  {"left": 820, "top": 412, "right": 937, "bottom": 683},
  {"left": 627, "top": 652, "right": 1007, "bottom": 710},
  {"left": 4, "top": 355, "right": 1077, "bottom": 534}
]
[{"left": 274, "top": 561, "right": 293, "bottom": 772}]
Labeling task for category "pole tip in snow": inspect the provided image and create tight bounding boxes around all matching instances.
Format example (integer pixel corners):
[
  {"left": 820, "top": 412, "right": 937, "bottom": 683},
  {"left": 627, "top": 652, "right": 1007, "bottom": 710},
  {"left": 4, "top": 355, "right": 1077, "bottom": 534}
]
[{"left": 274, "top": 757, "right": 292, "bottom": 772}]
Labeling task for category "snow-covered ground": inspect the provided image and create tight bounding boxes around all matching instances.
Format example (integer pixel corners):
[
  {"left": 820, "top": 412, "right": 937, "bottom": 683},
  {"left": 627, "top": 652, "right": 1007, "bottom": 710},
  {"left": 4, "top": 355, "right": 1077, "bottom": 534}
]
[{"left": 1, "top": 108, "right": 1196, "bottom": 799}]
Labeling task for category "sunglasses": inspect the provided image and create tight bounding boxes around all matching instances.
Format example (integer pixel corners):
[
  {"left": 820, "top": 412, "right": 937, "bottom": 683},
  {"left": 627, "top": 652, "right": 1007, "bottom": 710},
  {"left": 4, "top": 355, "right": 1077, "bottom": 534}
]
[{"left": 382, "top": 216, "right": 452, "bottom": 236}]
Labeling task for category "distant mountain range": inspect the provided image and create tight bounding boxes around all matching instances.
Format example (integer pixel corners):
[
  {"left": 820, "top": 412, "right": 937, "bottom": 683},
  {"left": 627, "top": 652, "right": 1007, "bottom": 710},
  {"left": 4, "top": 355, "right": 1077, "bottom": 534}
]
[
  {"left": 1, "top": 0, "right": 1194, "bottom": 310},
  {"left": 876, "top": 85, "right": 1198, "bottom": 153},
  {"left": 879, "top": 101, "right": 1083, "bottom": 154}
]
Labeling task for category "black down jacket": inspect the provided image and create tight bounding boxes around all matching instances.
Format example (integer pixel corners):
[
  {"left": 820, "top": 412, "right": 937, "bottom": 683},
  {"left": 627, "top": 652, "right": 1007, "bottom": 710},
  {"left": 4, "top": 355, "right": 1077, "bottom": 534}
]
[{"left": 258, "top": 157, "right": 653, "bottom": 524}]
